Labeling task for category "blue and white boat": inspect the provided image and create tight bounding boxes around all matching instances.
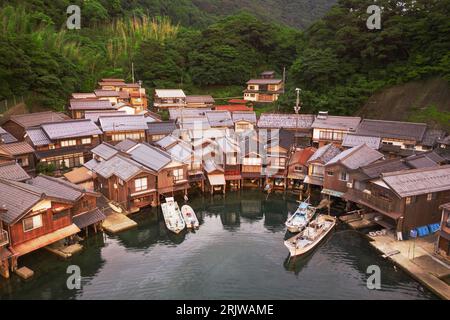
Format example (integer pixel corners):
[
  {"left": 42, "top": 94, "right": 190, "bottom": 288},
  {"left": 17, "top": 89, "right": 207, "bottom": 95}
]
[{"left": 285, "top": 200, "right": 316, "bottom": 233}]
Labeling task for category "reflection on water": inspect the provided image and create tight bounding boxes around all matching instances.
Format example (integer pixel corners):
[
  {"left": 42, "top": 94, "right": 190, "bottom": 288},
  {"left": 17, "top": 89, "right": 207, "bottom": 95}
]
[{"left": 0, "top": 191, "right": 437, "bottom": 300}]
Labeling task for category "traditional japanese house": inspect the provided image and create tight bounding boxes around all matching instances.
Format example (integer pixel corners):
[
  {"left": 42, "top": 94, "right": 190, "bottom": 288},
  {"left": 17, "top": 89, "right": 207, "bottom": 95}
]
[
  {"left": 216, "top": 105, "right": 253, "bottom": 112},
  {"left": 0, "top": 178, "right": 88, "bottom": 278},
  {"left": 0, "top": 127, "right": 18, "bottom": 144},
  {"left": 342, "top": 133, "right": 381, "bottom": 150},
  {"left": 69, "top": 99, "right": 117, "bottom": 119},
  {"left": 203, "top": 159, "right": 226, "bottom": 194},
  {"left": 146, "top": 121, "right": 177, "bottom": 142},
  {"left": 98, "top": 79, "right": 127, "bottom": 91},
  {"left": 355, "top": 119, "right": 428, "bottom": 155},
  {"left": 64, "top": 167, "right": 95, "bottom": 191},
  {"left": 232, "top": 111, "right": 257, "bottom": 133},
  {"left": 91, "top": 154, "right": 158, "bottom": 210},
  {"left": 304, "top": 143, "right": 341, "bottom": 188},
  {"left": 286, "top": 147, "right": 316, "bottom": 191},
  {"left": 322, "top": 144, "right": 384, "bottom": 199},
  {"left": 311, "top": 111, "right": 361, "bottom": 148},
  {"left": 244, "top": 71, "right": 284, "bottom": 103},
  {"left": 99, "top": 115, "right": 148, "bottom": 143},
  {"left": 257, "top": 113, "right": 315, "bottom": 147},
  {"left": 240, "top": 133, "right": 264, "bottom": 188},
  {"left": 216, "top": 136, "right": 242, "bottom": 190},
  {"left": 344, "top": 165, "right": 450, "bottom": 238},
  {"left": 420, "top": 129, "right": 447, "bottom": 151},
  {"left": 72, "top": 93, "right": 97, "bottom": 99},
  {"left": 186, "top": 95, "right": 215, "bottom": 109},
  {"left": 94, "top": 90, "right": 120, "bottom": 105},
  {"left": 206, "top": 111, "right": 234, "bottom": 128},
  {"left": 84, "top": 110, "right": 128, "bottom": 123},
  {"left": 0, "top": 161, "right": 31, "bottom": 182},
  {"left": 437, "top": 203, "right": 450, "bottom": 257},
  {"left": 2, "top": 111, "right": 69, "bottom": 141},
  {"left": 169, "top": 108, "right": 211, "bottom": 121},
  {"left": 26, "top": 119, "right": 102, "bottom": 173},
  {"left": 127, "top": 143, "right": 189, "bottom": 199},
  {"left": 0, "top": 141, "right": 36, "bottom": 175},
  {"left": 153, "top": 89, "right": 187, "bottom": 110}
]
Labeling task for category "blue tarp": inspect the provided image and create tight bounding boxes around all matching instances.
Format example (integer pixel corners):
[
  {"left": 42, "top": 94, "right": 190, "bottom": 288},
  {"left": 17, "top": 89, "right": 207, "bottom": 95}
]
[
  {"left": 416, "top": 226, "right": 430, "bottom": 237},
  {"left": 428, "top": 223, "right": 440, "bottom": 233}
]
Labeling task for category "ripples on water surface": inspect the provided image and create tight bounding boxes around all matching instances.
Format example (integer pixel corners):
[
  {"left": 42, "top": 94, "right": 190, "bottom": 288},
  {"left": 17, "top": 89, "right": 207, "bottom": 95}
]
[{"left": 0, "top": 191, "right": 437, "bottom": 300}]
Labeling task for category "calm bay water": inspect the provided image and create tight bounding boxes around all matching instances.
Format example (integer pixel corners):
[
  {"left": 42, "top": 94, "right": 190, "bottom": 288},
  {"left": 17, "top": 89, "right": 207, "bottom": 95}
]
[{"left": 0, "top": 191, "right": 436, "bottom": 300}]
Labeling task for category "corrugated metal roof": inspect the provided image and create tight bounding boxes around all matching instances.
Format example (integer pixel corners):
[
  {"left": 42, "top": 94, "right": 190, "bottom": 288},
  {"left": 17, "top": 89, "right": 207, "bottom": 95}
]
[
  {"left": 0, "top": 161, "right": 31, "bottom": 181},
  {"left": 0, "top": 141, "right": 34, "bottom": 155},
  {"left": 91, "top": 143, "right": 118, "bottom": 160},
  {"left": 203, "top": 159, "right": 224, "bottom": 174},
  {"left": 155, "top": 89, "right": 186, "bottom": 98},
  {"left": 69, "top": 99, "right": 115, "bottom": 110},
  {"left": 382, "top": 165, "right": 450, "bottom": 198},
  {"left": 257, "top": 113, "right": 315, "bottom": 129},
  {"left": 10, "top": 111, "right": 68, "bottom": 128},
  {"left": 326, "top": 144, "right": 384, "bottom": 170},
  {"left": 356, "top": 119, "right": 427, "bottom": 141},
  {"left": 73, "top": 209, "right": 106, "bottom": 229},
  {"left": 26, "top": 127, "right": 51, "bottom": 146},
  {"left": 342, "top": 134, "right": 381, "bottom": 149},
  {"left": 128, "top": 143, "right": 171, "bottom": 172},
  {"left": 41, "top": 120, "right": 102, "bottom": 140},
  {"left": 99, "top": 115, "right": 148, "bottom": 131},
  {"left": 312, "top": 115, "right": 361, "bottom": 130}
]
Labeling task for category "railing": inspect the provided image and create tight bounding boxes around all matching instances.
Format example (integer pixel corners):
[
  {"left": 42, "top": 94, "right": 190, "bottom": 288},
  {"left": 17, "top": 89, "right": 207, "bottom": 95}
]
[
  {"left": 348, "top": 189, "right": 398, "bottom": 213},
  {"left": 0, "top": 230, "right": 9, "bottom": 247}
]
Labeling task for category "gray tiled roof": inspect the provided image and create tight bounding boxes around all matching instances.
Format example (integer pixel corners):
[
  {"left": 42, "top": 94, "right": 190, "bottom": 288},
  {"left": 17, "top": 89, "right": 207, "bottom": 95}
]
[
  {"left": 356, "top": 119, "right": 427, "bottom": 141},
  {"left": 360, "top": 159, "right": 411, "bottom": 180},
  {"left": 147, "top": 121, "right": 176, "bottom": 135},
  {"left": 421, "top": 129, "right": 447, "bottom": 147},
  {"left": 247, "top": 79, "right": 283, "bottom": 85},
  {"left": 73, "top": 208, "right": 106, "bottom": 229},
  {"left": 26, "top": 127, "right": 51, "bottom": 146},
  {"left": 91, "top": 143, "right": 119, "bottom": 160},
  {"left": 257, "top": 113, "right": 315, "bottom": 129},
  {"left": 186, "top": 95, "right": 215, "bottom": 104},
  {"left": 94, "top": 90, "right": 120, "bottom": 98},
  {"left": 308, "top": 144, "right": 341, "bottom": 164},
  {"left": 115, "top": 139, "right": 138, "bottom": 152},
  {"left": 84, "top": 111, "right": 127, "bottom": 122},
  {"left": 0, "top": 141, "right": 34, "bottom": 155},
  {"left": 10, "top": 111, "right": 68, "bottom": 128},
  {"left": 326, "top": 144, "right": 384, "bottom": 170},
  {"left": 342, "top": 134, "right": 381, "bottom": 149},
  {"left": 382, "top": 165, "right": 450, "bottom": 198},
  {"left": 93, "top": 155, "right": 148, "bottom": 181},
  {"left": 312, "top": 115, "right": 361, "bottom": 130},
  {"left": 232, "top": 111, "right": 257, "bottom": 124},
  {"left": 155, "top": 135, "right": 178, "bottom": 149},
  {"left": 27, "top": 175, "right": 84, "bottom": 202},
  {"left": 206, "top": 111, "right": 234, "bottom": 127},
  {"left": 169, "top": 108, "right": 211, "bottom": 120},
  {"left": 0, "top": 130, "right": 18, "bottom": 144},
  {"left": 0, "top": 161, "right": 31, "bottom": 182},
  {"left": 41, "top": 120, "right": 102, "bottom": 140},
  {"left": 128, "top": 143, "right": 172, "bottom": 172},
  {"left": 99, "top": 115, "right": 148, "bottom": 132},
  {"left": 0, "top": 179, "right": 44, "bottom": 224},
  {"left": 69, "top": 99, "right": 115, "bottom": 111}
]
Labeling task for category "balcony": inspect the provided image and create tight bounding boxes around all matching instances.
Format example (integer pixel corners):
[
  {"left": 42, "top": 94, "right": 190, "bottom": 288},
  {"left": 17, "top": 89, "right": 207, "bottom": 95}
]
[
  {"left": 345, "top": 189, "right": 401, "bottom": 217},
  {"left": 0, "top": 230, "right": 9, "bottom": 247}
]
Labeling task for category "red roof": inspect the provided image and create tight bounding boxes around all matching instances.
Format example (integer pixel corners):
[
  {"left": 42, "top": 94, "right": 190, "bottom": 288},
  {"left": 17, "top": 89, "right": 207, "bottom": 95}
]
[
  {"left": 216, "top": 105, "right": 253, "bottom": 112},
  {"left": 290, "top": 147, "right": 317, "bottom": 166},
  {"left": 228, "top": 99, "right": 248, "bottom": 104}
]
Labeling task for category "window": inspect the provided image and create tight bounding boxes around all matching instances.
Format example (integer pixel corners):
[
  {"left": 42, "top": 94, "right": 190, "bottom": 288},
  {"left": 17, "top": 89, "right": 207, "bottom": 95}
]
[
  {"left": 61, "top": 139, "right": 77, "bottom": 147},
  {"left": 173, "top": 169, "right": 184, "bottom": 182},
  {"left": 151, "top": 134, "right": 166, "bottom": 141},
  {"left": 81, "top": 137, "right": 92, "bottom": 145},
  {"left": 340, "top": 171, "right": 348, "bottom": 181},
  {"left": 249, "top": 85, "right": 255, "bottom": 90},
  {"left": 49, "top": 144, "right": 56, "bottom": 150},
  {"left": 134, "top": 177, "right": 148, "bottom": 192},
  {"left": 23, "top": 214, "right": 43, "bottom": 232},
  {"left": 311, "top": 165, "right": 324, "bottom": 176},
  {"left": 294, "top": 166, "right": 303, "bottom": 173},
  {"left": 18, "top": 157, "right": 29, "bottom": 167},
  {"left": 406, "top": 197, "right": 414, "bottom": 205},
  {"left": 426, "top": 193, "right": 435, "bottom": 201}
]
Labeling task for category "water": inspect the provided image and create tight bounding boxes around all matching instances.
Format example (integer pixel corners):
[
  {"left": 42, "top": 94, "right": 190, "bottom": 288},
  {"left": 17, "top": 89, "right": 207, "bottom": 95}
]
[{"left": 0, "top": 191, "right": 437, "bottom": 300}]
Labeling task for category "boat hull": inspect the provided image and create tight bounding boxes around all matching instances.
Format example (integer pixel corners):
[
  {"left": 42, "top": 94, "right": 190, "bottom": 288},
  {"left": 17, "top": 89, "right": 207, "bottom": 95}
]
[
  {"left": 181, "top": 205, "right": 200, "bottom": 229},
  {"left": 161, "top": 198, "right": 186, "bottom": 234}
]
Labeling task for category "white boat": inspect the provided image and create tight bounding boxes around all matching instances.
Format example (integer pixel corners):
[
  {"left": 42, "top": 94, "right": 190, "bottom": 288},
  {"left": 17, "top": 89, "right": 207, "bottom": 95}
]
[
  {"left": 181, "top": 205, "right": 200, "bottom": 229},
  {"left": 284, "top": 215, "right": 336, "bottom": 257},
  {"left": 285, "top": 201, "right": 316, "bottom": 233},
  {"left": 161, "top": 197, "right": 186, "bottom": 234}
]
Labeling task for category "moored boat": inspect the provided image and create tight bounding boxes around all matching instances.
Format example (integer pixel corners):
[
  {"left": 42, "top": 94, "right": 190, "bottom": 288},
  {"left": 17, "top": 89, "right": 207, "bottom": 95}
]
[
  {"left": 285, "top": 200, "right": 316, "bottom": 233},
  {"left": 284, "top": 215, "right": 336, "bottom": 257},
  {"left": 161, "top": 197, "right": 186, "bottom": 234},
  {"left": 181, "top": 205, "right": 200, "bottom": 229}
]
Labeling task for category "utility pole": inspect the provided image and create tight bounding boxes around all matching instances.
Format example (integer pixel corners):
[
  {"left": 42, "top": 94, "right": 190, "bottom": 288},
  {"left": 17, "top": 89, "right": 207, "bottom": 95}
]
[
  {"left": 294, "top": 88, "right": 301, "bottom": 114},
  {"left": 132, "top": 62, "right": 135, "bottom": 84}
]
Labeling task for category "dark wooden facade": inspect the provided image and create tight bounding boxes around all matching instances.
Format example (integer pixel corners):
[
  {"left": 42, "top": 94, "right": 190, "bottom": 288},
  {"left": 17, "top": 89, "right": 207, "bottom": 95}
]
[{"left": 437, "top": 204, "right": 450, "bottom": 256}]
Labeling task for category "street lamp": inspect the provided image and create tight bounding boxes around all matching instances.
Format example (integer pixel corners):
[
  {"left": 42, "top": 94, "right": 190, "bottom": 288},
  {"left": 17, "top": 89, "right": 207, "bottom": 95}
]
[{"left": 294, "top": 88, "right": 302, "bottom": 114}]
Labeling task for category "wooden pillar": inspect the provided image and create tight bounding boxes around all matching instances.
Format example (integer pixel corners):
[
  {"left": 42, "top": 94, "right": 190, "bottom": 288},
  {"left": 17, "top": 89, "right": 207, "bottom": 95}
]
[{"left": 0, "top": 257, "right": 9, "bottom": 279}]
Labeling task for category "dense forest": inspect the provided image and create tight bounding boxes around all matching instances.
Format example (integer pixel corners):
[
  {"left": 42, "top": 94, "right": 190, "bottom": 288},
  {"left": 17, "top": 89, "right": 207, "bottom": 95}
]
[{"left": 0, "top": 0, "right": 449, "bottom": 119}]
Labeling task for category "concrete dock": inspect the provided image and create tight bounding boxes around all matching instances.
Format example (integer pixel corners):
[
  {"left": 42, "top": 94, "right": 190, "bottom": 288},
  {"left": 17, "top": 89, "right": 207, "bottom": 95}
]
[
  {"left": 45, "top": 243, "right": 83, "bottom": 258},
  {"left": 368, "top": 232, "right": 450, "bottom": 300},
  {"left": 102, "top": 212, "right": 137, "bottom": 234}
]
